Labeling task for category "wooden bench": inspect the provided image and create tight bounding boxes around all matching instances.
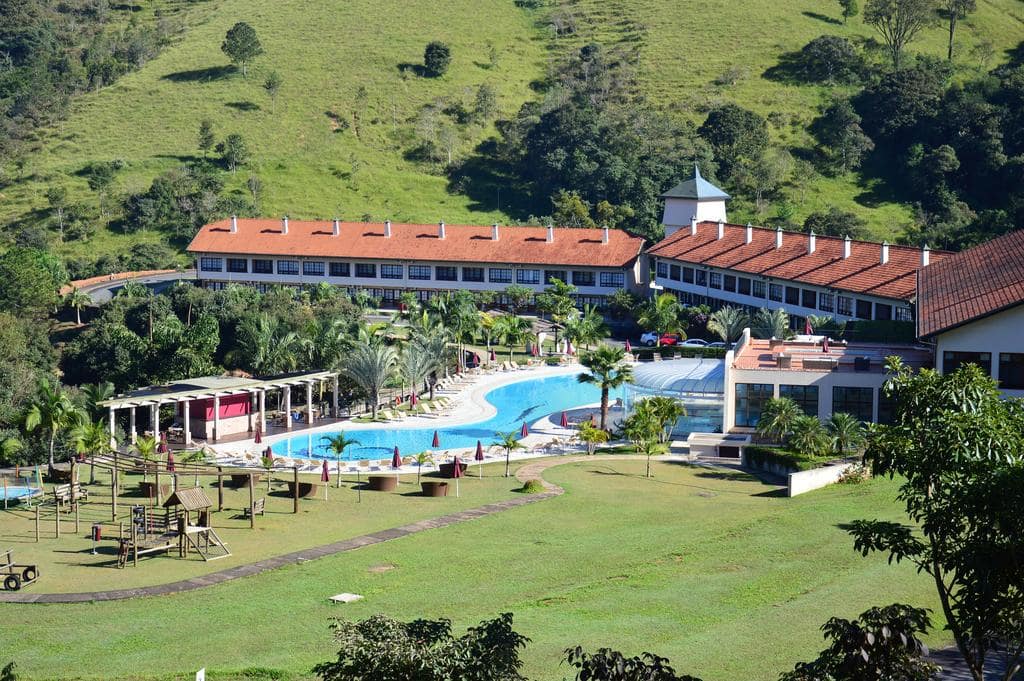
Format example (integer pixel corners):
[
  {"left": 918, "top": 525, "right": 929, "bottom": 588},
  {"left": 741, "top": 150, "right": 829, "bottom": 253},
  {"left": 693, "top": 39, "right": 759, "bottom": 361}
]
[
  {"left": 52, "top": 483, "right": 89, "bottom": 511},
  {"left": 243, "top": 498, "right": 266, "bottom": 518}
]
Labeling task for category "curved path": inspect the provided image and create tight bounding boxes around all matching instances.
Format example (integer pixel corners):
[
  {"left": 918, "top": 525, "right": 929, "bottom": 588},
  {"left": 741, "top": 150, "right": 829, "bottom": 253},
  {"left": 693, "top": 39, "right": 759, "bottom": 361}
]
[{"left": 0, "top": 455, "right": 636, "bottom": 604}]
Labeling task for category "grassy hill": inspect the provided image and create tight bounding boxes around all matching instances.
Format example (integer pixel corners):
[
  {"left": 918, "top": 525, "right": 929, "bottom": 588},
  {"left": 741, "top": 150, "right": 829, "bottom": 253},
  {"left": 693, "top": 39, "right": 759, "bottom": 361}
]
[{"left": 2, "top": 0, "right": 1022, "bottom": 261}]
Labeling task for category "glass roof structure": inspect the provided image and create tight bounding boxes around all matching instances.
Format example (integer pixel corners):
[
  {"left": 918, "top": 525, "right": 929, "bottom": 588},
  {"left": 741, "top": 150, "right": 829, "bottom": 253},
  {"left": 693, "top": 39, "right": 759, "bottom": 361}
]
[{"left": 629, "top": 358, "right": 725, "bottom": 396}]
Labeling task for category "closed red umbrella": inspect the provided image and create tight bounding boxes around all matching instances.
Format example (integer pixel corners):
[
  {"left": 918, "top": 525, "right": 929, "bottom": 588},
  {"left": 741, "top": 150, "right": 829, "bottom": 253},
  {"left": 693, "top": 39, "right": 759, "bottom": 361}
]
[
  {"left": 432, "top": 430, "right": 440, "bottom": 448},
  {"left": 804, "top": 318, "right": 813, "bottom": 335},
  {"left": 391, "top": 446, "right": 401, "bottom": 469},
  {"left": 321, "top": 458, "right": 330, "bottom": 483},
  {"left": 520, "top": 422, "right": 529, "bottom": 437},
  {"left": 475, "top": 441, "right": 484, "bottom": 478},
  {"left": 624, "top": 339, "right": 632, "bottom": 352},
  {"left": 822, "top": 337, "right": 830, "bottom": 353},
  {"left": 560, "top": 411, "right": 569, "bottom": 428},
  {"left": 157, "top": 432, "right": 168, "bottom": 454},
  {"left": 452, "top": 454, "right": 463, "bottom": 497},
  {"left": 166, "top": 451, "right": 175, "bottom": 472},
  {"left": 410, "top": 392, "right": 418, "bottom": 406},
  {"left": 567, "top": 340, "right": 574, "bottom": 356},
  {"left": 489, "top": 349, "right": 496, "bottom": 362},
  {"left": 254, "top": 424, "right": 262, "bottom": 444},
  {"left": 264, "top": 446, "right": 273, "bottom": 464}
]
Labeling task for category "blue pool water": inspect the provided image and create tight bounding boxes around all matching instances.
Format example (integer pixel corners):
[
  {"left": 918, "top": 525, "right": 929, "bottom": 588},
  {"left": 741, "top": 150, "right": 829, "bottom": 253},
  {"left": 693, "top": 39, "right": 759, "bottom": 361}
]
[
  {"left": 0, "top": 486, "right": 40, "bottom": 501},
  {"left": 270, "top": 374, "right": 624, "bottom": 461}
]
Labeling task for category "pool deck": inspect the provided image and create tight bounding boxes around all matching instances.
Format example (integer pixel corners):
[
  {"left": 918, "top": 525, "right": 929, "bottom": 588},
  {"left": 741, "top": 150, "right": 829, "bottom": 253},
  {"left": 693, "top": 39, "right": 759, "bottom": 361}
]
[{"left": 207, "top": 363, "right": 624, "bottom": 473}]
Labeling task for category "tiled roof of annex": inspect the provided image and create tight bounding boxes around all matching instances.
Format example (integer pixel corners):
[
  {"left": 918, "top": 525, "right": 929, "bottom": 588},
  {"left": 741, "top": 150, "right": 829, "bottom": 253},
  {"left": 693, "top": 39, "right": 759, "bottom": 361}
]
[
  {"left": 917, "top": 229, "right": 1024, "bottom": 338},
  {"left": 646, "top": 222, "right": 950, "bottom": 301},
  {"left": 187, "top": 218, "right": 645, "bottom": 269}
]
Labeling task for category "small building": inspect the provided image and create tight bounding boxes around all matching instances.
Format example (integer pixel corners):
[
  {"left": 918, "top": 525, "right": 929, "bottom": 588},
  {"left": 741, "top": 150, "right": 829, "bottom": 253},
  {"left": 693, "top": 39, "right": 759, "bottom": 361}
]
[
  {"left": 660, "top": 165, "right": 730, "bottom": 235},
  {"left": 917, "top": 229, "right": 1024, "bottom": 397}
]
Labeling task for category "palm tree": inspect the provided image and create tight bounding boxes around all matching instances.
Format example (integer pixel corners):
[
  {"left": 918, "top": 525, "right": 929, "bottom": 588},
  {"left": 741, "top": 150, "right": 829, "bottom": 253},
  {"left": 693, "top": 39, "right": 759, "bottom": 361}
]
[
  {"left": 66, "top": 287, "right": 91, "bottom": 326},
  {"left": 478, "top": 312, "right": 496, "bottom": 354},
  {"left": 752, "top": 308, "right": 791, "bottom": 340},
  {"left": 755, "top": 397, "right": 802, "bottom": 443},
  {"left": 25, "top": 381, "right": 86, "bottom": 472},
  {"left": 260, "top": 453, "right": 275, "bottom": 491},
  {"left": 322, "top": 433, "right": 361, "bottom": 488},
  {"left": 577, "top": 345, "right": 633, "bottom": 431},
  {"left": 231, "top": 314, "right": 300, "bottom": 375},
  {"left": 300, "top": 317, "right": 349, "bottom": 371},
  {"left": 342, "top": 340, "right": 398, "bottom": 419},
  {"left": 131, "top": 434, "right": 158, "bottom": 483},
  {"left": 707, "top": 306, "right": 749, "bottom": 343},
  {"left": 788, "top": 415, "right": 831, "bottom": 457},
  {"left": 564, "top": 305, "right": 609, "bottom": 351},
  {"left": 493, "top": 431, "right": 526, "bottom": 478},
  {"left": 493, "top": 314, "right": 532, "bottom": 361},
  {"left": 643, "top": 396, "right": 687, "bottom": 444},
  {"left": 577, "top": 422, "right": 609, "bottom": 455},
  {"left": 402, "top": 341, "right": 441, "bottom": 405},
  {"left": 413, "top": 451, "right": 434, "bottom": 484},
  {"left": 827, "top": 412, "right": 865, "bottom": 456},
  {"left": 74, "top": 420, "right": 113, "bottom": 484},
  {"left": 636, "top": 293, "right": 685, "bottom": 346},
  {"left": 623, "top": 404, "right": 663, "bottom": 478},
  {"left": 81, "top": 381, "right": 115, "bottom": 420}
]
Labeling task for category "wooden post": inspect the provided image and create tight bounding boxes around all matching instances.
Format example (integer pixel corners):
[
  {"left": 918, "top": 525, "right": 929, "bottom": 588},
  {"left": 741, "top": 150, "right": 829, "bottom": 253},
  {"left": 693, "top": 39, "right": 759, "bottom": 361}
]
[
  {"left": 111, "top": 453, "right": 118, "bottom": 522},
  {"left": 154, "top": 467, "right": 161, "bottom": 507},
  {"left": 293, "top": 466, "right": 299, "bottom": 514},
  {"left": 35, "top": 506, "right": 40, "bottom": 542},
  {"left": 248, "top": 474, "right": 255, "bottom": 529},
  {"left": 217, "top": 467, "right": 224, "bottom": 512},
  {"left": 75, "top": 503, "right": 80, "bottom": 534},
  {"left": 132, "top": 517, "right": 138, "bottom": 567},
  {"left": 55, "top": 504, "right": 60, "bottom": 539},
  {"left": 119, "top": 521, "right": 124, "bottom": 540},
  {"left": 3, "top": 476, "right": 6, "bottom": 511}
]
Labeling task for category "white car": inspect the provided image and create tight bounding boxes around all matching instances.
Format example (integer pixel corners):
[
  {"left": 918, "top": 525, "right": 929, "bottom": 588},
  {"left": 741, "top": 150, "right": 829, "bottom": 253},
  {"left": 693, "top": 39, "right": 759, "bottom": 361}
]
[
  {"left": 639, "top": 331, "right": 660, "bottom": 346},
  {"left": 680, "top": 338, "right": 709, "bottom": 347}
]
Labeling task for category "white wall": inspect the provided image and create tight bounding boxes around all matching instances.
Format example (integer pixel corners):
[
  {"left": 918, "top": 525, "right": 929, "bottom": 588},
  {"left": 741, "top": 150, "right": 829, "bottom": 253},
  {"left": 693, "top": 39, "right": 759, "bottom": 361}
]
[
  {"left": 662, "top": 198, "right": 727, "bottom": 236},
  {"left": 935, "top": 304, "right": 1024, "bottom": 398},
  {"left": 788, "top": 463, "right": 856, "bottom": 496}
]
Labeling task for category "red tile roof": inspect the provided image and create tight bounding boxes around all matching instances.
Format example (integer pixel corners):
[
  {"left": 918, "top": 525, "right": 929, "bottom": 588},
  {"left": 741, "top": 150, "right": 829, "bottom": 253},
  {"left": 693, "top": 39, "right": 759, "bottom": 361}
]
[
  {"left": 917, "top": 229, "right": 1024, "bottom": 338},
  {"left": 646, "top": 222, "right": 949, "bottom": 301},
  {"left": 734, "top": 338, "right": 933, "bottom": 373},
  {"left": 187, "top": 219, "right": 644, "bottom": 269}
]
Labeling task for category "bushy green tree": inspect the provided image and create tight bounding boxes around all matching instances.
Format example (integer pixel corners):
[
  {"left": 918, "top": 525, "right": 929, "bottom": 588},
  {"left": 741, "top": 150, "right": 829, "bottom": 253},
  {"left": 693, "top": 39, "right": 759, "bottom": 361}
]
[
  {"left": 221, "top": 22, "right": 263, "bottom": 77},
  {"left": 198, "top": 119, "right": 215, "bottom": 157},
  {"left": 0, "top": 247, "right": 66, "bottom": 317},
  {"left": 219, "top": 133, "right": 250, "bottom": 172},
  {"left": 707, "top": 306, "right": 749, "bottom": 343},
  {"left": 636, "top": 294, "right": 685, "bottom": 346},
  {"left": 565, "top": 647, "right": 703, "bottom": 681},
  {"left": 698, "top": 103, "right": 769, "bottom": 179},
  {"left": 812, "top": 99, "right": 874, "bottom": 173},
  {"left": 796, "top": 36, "right": 865, "bottom": 83},
  {"left": 263, "top": 70, "right": 283, "bottom": 113},
  {"left": 803, "top": 207, "right": 869, "bottom": 239},
  {"left": 751, "top": 307, "right": 790, "bottom": 340},
  {"left": 423, "top": 41, "right": 451, "bottom": 77},
  {"left": 839, "top": 0, "right": 860, "bottom": 22},
  {"left": 864, "top": 0, "right": 937, "bottom": 70}
]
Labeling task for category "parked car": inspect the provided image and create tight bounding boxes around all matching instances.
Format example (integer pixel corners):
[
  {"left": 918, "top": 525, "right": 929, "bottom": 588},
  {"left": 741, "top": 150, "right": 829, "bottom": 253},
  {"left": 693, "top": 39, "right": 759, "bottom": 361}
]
[
  {"left": 707, "top": 341, "right": 729, "bottom": 349},
  {"left": 680, "top": 338, "right": 709, "bottom": 347},
  {"left": 640, "top": 332, "right": 683, "bottom": 346}
]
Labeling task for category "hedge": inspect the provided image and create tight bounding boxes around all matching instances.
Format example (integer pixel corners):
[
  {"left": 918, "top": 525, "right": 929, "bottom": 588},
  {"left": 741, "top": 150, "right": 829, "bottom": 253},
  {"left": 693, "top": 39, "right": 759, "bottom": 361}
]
[
  {"left": 744, "top": 445, "right": 828, "bottom": 472},
  {"left": 635, "top": 346, "right": 728, "bottom": 361}
]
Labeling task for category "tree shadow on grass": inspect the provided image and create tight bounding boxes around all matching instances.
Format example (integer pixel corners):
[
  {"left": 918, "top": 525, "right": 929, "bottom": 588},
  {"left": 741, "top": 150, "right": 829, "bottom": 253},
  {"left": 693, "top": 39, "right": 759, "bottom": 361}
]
[
  {"left": 446, "top": 138, "right": 537, "bottom": 219},
  {"left": 153, "top": 153, "right": 201, "bottom": 163},
  {"left": 763, "top": 51, "right": 808, "bottom": 85},
  {"left": 397, "top": 62, "right": 427, "bottom": 77},
  {"left": 161, "top": 65, "right": 235, "bottom": 83},
  {"left": 802, "top": 11, "right": 842, "bottom": 25},
  {"left": 225, "top": 101, "right": 260, "bottom": 112}
]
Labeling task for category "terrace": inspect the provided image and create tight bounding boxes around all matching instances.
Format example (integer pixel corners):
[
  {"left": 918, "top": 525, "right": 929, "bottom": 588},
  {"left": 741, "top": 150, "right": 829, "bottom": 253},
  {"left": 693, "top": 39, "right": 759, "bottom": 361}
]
[{"left": 733, "top": 336, "right": 934, "bottom": 374}]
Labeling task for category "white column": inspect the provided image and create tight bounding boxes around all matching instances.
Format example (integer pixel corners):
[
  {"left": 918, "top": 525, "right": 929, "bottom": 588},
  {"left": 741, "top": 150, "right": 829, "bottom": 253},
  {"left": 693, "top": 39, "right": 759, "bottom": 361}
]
[
  {"left": 108, "top": 407, "right": 117, "bottom": 449},
  {"left": 306, "top": 382, "right": 313, "bottom": 425},
  {"left": 151, "top": 403, "right": 160, "bottom": 436},
  {"left": 284, "top": 387, "right": 292, "bottom": 431},
  {"left": 183, "top": 399, "right": 192, "bottom": 447},
  {"left": 129, "top": 407, "right": 137, "bottom": 445},
  {"left": 331, "top": 375, "right": 339, "bottom": 418},
  {"left": 258, "top": 390, "right": 266, "bottom": 433},
  {"left": 213, "top": 395, "right": 220, "bottom": 442}
]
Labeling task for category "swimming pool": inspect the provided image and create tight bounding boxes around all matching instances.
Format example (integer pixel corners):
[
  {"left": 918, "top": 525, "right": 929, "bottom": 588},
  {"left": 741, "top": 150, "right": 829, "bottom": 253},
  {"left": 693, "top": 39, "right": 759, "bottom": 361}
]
[
  {"left": 0, "top": 486, "right": 41, "bottom": 502},
  {"left": 270, "top": 373, "right": 623, "bottom": 461}
]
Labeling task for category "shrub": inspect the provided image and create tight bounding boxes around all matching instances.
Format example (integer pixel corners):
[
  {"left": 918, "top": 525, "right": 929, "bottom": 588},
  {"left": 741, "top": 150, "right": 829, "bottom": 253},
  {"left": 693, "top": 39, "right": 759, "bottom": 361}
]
[
  {"left": 423, "top": 41, "right": 451, "bottom": 77},
  {"left": 519, "top": 479, "right": 545, "bottom": 494},
  {"left": 658, "top": 345, "right": 676, "bottom": 359},
  {"left": 838, "top": 464, "right": 870, "bottom": 484},
  {"left": 745, "top": 445, "right": 826, "bottom": 472}
]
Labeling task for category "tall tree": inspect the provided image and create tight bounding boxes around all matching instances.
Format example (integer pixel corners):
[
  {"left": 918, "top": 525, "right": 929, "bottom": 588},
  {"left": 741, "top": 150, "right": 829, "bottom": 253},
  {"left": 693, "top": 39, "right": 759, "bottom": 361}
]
[
  {"left": 321, "top": 433, "right": 360, "bottom": 488},
  {"left": 65, "top": 287, "right": 91, "bottom": 326},
  {"left": 812, "top": 98, "right": 875, "bottom": 173},
  {"left": 698, "top": 104, "right": 769, "bottom": 179},
  {"left": 644, "top": 395, "right": 687, "bottom": 444},
  {"left": 849, "top": 359, "right": 1024, "bottom": 681},
  {"left": 622, "top": 400, "right": 666, "bottom": 478},
  {"left": 636, "top": 293, "right": 685, "bottom": 347},
  {"left": 839, "top": 0, "right": 860, "bottom": 23},
  {"left": 198, "top": 119, "right": 215, "bottom": 157},
  {"left": 423, "top": 41, "right": 451, "bottom": 77},
  {"left": 24, "top": 382, "right": 86, "bottom": 470},
  {"left": 535, "top": 278, "right": 577, "bottom": 351},
  {"left": 231, "top": 314, "right": 299, "bottom": 375},
  {"left": 942, "top": 0, "right": 975, "bottom": 60},
  {"left": 492, "top": 314, "right": 532, "bottom": 361},
  {"left": 577, "top": 345, "right": 633, "bottom": 431},
  {"left": 493, "top": 430, "right": 526, "bottom": 478},
  {"left": 342, "top": 340, "right": 397, "bottom": 419},
  {"left": 864, "top": 0, "right": 937, "bottom": 70},
  {"left": 221, "top": 22, "right": 263, "bottom": 77},
  {"left": 0, "top": 248, "right": 65, "bottom": 317},
  {"left": 263, "top": 70, "right": 283, "bottom": 113},
  {"left": 219, "top": 133, "right": 250, "bottom": 172}
]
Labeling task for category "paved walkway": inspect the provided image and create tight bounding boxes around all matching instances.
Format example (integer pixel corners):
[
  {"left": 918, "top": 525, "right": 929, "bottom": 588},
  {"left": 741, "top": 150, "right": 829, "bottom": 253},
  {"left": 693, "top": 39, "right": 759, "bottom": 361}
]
[{"left": 0, "top": 455, "right": 633, "bottom": 604}]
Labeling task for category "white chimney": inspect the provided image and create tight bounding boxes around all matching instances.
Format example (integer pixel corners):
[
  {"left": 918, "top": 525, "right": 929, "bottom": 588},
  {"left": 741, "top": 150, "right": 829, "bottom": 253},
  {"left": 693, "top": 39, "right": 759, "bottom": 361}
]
[
  {"left": 546, "top": 225, "right": 554, "bottom": 243},
  {"left": 745, "top": 223, "right": 753, "bottom": 244},
  {"left": 332, "top": 218, "right": 340, "bottom": 236},
  {"left": 881, "top": 241, "right": 890, "bottom": 265},
  {"left": 690, "top": 216, "right": 698, "bottom": 236},
  {"left": 438, "top": 221, "right": 446, "bottom": 240},
  {"left": 230, "top": 215, "right": 237, "bottom": 233},
  {"left": 384, "top": 219, "right": 392, "bottom": 238},
  {"left": 282, "top": 216, "right": 289, "bottom": 234},
  {"left": 717, "top": 219, "right": 725, "bottom": 240},
  {"left": 491, "top": 223, "right": 500, "bottom": 241},
  {"left": 775, "top": 227, "right": 783, "bottom": 250},
  {"left": 808, "top": 230, "right": 816, "bottom": 254},
  {"left": 921, "top": 244, "right": 930, "bottom": 267},
  {"left": 602, "top": 226, "right": 609, "bottom": 244},
  {"left": 843, "top": 236, "right": 852, "bottom": 259}
]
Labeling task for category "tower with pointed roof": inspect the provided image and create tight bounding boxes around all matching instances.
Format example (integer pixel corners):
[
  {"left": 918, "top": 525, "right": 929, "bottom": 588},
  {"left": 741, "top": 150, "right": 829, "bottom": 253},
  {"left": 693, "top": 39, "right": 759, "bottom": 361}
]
[{"left": 660, "top": 165, "right": 730, "bottom": 237}]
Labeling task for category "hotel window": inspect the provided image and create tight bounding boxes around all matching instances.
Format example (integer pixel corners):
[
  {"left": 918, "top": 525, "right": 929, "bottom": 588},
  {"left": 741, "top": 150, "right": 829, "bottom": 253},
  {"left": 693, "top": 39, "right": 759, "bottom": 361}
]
[
  {"left": 669, "top": 264, "right": 681, "bottom": 281},
  {"left": 999, "top": 353, "right": 1024, "bottom": 389},
  {"left": 695, "top": 269, "right": 707, "bottom": 287},
  {"left": 943, "top": 351, "right": 991, "bottom": 376},
  {"left": 837, "top": 295, "right": 853, "bottom": 316},
  {"left": 769, "top": 283, "right": 783, "bottom": 302},
  {"left": 226, "top": 258, "right": 247, "bottom": 273},
  {"left": 656, "top": 262, "right": 669, "bottom": 278},
  {"left": 276, "top": 260, "right": 299, "bottom": 275},
  {"left": 875, "top": 303, "right": 892, "bottom": 321},
  {"left": 780, "top": 385, "right": 819, "bottom": 417},
  {"left": 435, "top": 266, "right": 458, "bottom": 281},
  {"left": 895, "top": 307, "right": 913, "bottom": 322},
  {"left": 355, "top": 263, "right": 377, "bottom": 279},
  {"left": 462, "top": 267, "right": 484, "bottom": 282},
  {"left": 200, "top": 257, "right": 223, "bottom": 272},
  {"left": 544, "top": 270, "right": 566, "bottom": 285},
  {"left": 752, "top": 280, "right": 766, "bottom": 298},
  {"left": 682, "top": 267, "right": 695, "bottom": 284},
  {"left": 738, "top": 277, "right": 751, "bottom": 296},
  {"left": 253, "top": 259, "right": 273, "bottom": 274},
  {"left": 302, "top": 261, "right": 325, "bottom": 277},
  {"left": 516, "top": 269, "right": 541, "bottom": 285},
  {"left": 600, "top": 272, "right": 624, "bottom": 288},
  {"left": 801, "top": 289, "right": 816, "bottom": 309},
  {"left": 735, "top": 383, "right": 774, "bottom": 428},
  {"left": 832, "top": 386, "right": 874, "bottom": 422},
  {"left": 329, "top": 262, "right": 350, "bottom": 277},
  {"left": 409, "top": 265, "right": 431, "bottom": 280},
  {"left": 572, "top": 271, "right": 595, "bottom": 287},
  {"left": 723, "top": 274, "right": 736, "bottom": 292},
  {"left": 709, "top": 272, "right": 722, "bottom": 289},
  {"left": 818, "top": 292, "right": 834, "bottom": 313},
  {"left": 381, "top": 264, "right": 404, "bottom": 280},
  {"left": 855, "top": 299, "right": 873, "bottom": 319},
  {"left": 785, "top": 286, "right": 800, "bottom": 306},
  {"left": 489, "top": 268, "right": 512, "bottom": 284}
]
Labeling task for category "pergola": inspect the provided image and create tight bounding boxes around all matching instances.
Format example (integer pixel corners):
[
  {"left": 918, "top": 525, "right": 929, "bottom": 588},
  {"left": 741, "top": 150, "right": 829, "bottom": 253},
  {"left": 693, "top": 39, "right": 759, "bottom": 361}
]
[{"left": 97, "top": 370, "right": 340, "bottom": 448}]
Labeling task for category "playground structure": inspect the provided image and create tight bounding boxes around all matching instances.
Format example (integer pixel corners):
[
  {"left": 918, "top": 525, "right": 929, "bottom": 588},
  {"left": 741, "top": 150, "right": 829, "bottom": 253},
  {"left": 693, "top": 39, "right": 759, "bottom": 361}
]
[
  {"left": 116, "top": 488, "right": 230, "bottom": 568},
  {"left": 0, "top": 548, "right": 39, "bottom": 591}
]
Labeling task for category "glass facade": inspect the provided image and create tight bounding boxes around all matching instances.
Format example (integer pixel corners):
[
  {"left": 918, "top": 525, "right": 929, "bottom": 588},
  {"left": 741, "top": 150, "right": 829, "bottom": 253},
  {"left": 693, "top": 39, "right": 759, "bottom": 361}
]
[
  {"left": 779, "top": 384, "right": 819, "bottom": 417},
  {"left": 832, "top": 386, "right": 874, "bottom": 422},
  {"left": 735, "top": 383, "right": 773, "bottom": 428},
  {"left": 944, "top": 351, "right": 992, "bottom": 376}
]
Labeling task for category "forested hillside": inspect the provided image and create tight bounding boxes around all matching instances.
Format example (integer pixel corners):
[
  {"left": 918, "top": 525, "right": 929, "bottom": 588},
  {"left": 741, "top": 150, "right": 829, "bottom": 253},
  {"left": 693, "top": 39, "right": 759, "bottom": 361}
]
[{"left": 1, "top": 0, "right": 1022, "bottom": 276}]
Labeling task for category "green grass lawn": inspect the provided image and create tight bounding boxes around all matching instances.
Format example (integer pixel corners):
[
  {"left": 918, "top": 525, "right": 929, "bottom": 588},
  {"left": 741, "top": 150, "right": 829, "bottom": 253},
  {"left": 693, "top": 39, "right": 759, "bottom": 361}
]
[{"left": 0, "top": 460, "right": 941, "bottom": 680}]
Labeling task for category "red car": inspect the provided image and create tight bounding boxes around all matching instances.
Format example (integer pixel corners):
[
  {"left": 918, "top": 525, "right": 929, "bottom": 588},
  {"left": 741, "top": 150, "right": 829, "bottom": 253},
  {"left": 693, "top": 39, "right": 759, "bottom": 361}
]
[{"left": 658, "top": 333, "right": 683, "bottom": 346}]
